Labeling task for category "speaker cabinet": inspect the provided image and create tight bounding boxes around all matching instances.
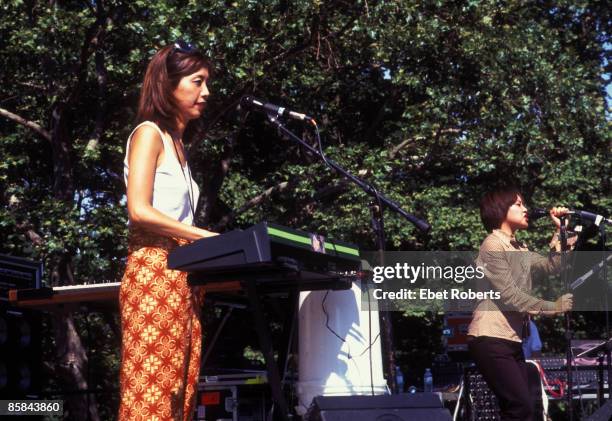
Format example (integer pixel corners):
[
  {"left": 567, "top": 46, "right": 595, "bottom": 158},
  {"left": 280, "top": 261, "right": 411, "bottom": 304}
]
[{"left": 308, "top": 394, "right": 452, "bottom": 421}]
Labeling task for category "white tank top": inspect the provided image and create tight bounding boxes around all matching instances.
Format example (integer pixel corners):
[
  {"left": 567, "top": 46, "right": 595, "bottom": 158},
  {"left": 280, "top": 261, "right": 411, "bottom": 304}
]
[{"left": 124, "top": 121, "right": 200, "bottom": 226}]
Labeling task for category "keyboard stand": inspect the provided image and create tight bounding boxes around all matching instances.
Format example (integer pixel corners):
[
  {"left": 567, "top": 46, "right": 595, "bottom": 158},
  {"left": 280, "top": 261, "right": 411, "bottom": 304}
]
[
  {"left": 244, "top": 279, "right": 290, "bottom": 420},
  {"left": 194, "top": 272, "right": 345, "bottom": 421},
  {"left": 186, "top": 266, "right": 352, "bottom": 418}
]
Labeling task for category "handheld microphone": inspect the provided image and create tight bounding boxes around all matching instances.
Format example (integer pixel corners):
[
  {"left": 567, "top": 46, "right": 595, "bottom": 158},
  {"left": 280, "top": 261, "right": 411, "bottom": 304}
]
[
  {"left": 528, "top": 208, "right": 549, "bottom": 221},
  {"left": 241, "top": 96, "right": 314, "bottom": 124},
  {"left": 528, "top": 208, "right": 611, "bottom": 226}
]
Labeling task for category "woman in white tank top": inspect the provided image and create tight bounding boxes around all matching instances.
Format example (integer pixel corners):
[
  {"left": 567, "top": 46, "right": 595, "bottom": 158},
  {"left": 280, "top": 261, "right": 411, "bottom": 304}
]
[{"left": 119, "top": 40, "right": 217, "bottom": 421}]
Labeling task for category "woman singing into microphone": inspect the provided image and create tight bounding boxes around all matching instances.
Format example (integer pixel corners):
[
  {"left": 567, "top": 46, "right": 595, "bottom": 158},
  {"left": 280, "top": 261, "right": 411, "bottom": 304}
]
[
  {"left": 467, "top": 187, "right": 573, "bottom": 421},
  {"left": 119, "top": 41, "right": 217, "bottom": 420}
]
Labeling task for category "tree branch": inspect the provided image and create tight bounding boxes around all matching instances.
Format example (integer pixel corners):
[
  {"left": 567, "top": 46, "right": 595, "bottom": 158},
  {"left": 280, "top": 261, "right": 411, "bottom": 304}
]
[
  {"left": 0, "top": 107, "right": 51, "bottom": 141},
  {"left": 388, "top": 128, "right": 461, "bottom": 159},
  {"left": 362, "top": 81, "right": 400, "bottom": 142},
  {"left": 86, "top": 12, "right": 112, "bottom": 154},
  {"left": 3, "top": 196, "right": 46, "bottom": 246},
  {"left": 16, "top": 222, "right": 44, "bottom": 246},
  {"left": 389, "top": 135, "right": 424, "bottom": 159},
  {"left": 16, "top": 81, "right": 47, "bottom": 91},
  {"left": 214, "top": 181, "right": 295, "bottom": 230},
  {"left": 267, "top": 5, "right": 360, "bottom": 66}
]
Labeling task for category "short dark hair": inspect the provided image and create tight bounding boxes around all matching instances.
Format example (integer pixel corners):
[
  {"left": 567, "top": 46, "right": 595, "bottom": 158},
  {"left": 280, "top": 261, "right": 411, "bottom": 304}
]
[
  {"left": 480, "top": 187, "right": 523, "bottom": 232},
  {"left": 136, "top": 43, "right": 212, "bottom": 133}
]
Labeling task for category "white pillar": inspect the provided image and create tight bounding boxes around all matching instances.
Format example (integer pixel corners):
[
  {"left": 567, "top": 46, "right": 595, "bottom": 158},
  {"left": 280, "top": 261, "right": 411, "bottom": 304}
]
[{"left": 296, "top": 280, "right": 388, "bottom": 415}]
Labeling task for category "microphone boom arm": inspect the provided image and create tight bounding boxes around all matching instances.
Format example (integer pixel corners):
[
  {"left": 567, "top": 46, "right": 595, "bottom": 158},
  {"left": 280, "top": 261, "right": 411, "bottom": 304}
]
[{"left": 263, "top": 112, "right": 430, "bottom": 233}]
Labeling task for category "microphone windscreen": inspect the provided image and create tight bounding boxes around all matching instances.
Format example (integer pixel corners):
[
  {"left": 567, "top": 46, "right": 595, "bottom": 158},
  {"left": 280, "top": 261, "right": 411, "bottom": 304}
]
[{"left": 528, "top": 208, "right": 549, "bottom": 221}]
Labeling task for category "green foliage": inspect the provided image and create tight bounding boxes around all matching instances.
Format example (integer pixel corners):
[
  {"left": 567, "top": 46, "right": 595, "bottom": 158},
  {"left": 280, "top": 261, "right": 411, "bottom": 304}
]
[
  {"left": 0, "top": 0, "right": 610, "bottom": 416},
  {"left": 3, "top": 1, "right": 608, "bottom": 264}
]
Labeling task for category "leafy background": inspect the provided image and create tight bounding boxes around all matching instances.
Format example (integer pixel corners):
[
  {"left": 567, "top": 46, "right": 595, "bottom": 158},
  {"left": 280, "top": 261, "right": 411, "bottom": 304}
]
[{"left": 0, "top": 0, "right": 610, "bottom": 419}]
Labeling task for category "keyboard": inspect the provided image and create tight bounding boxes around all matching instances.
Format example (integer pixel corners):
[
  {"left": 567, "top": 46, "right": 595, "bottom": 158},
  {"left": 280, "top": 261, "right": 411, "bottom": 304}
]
[
  {"left": 534, "top": 356, "right": 608, "bottom": 391},
  {"left": 168, "top": 222, "right": 361, "bottom": 292}
]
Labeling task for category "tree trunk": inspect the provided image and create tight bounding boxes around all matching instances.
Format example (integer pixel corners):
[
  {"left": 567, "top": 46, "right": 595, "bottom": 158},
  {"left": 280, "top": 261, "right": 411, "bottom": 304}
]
[
  {"left": 53, "top": 310, "right": 100, "bottom": 421},
  {"left": 50, "top": 99, "right": 100, "bottom": 420}
]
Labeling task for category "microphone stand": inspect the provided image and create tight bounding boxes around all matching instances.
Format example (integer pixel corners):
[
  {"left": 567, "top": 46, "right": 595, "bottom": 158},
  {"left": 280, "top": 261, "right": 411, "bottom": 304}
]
[
  {"left": 560, "top": 217, "right": 574, "bottom": 421},
  {"left": 568, "top": 227, "right": 612, "bottom": 409},
  {"left": 264, "top": 112, "right": 430, "bottom": 395},
  {"left": 567, "top": 223, "right": 611, "bottom": 410},
  {"left": 263, "top": 113, "right": 431, "bottom": 233},
  {"left": 599, "top": 223, "right": 611, "bottom": 406},
  {"left": 369, "top": 199, "right": 397, "bottom": 393},
  {"left": 568, "top": 220, "right": 611, "bottom": 411}
]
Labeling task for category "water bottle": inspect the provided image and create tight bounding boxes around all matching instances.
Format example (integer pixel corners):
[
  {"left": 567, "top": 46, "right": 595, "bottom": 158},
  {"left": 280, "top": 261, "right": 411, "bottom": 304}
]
[
  {"left": 395, "top": 367, "right": 404, "bottom": 393},
  {"left": 423, "top": 368, "right": 433, "bottom": 392}
]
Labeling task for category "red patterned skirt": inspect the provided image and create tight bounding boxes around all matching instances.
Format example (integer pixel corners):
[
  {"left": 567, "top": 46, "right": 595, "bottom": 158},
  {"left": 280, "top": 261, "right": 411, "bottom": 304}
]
[{"left": 118, "top": 231, "right": 203, "bottom": 421}]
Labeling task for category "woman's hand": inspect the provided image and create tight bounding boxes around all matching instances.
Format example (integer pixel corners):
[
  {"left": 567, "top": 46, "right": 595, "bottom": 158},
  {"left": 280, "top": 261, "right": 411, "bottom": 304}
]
[
  {"left": 548, "top": 206, "right": 579, "bottom": 251},
  {"left": 195, "top": 228, "right": 219, "bottom": 239},
  {"left": 549, "top": 206, "right": 570, "bottom": 230},
  {"left": 554, "top": 293, "right": 573, "bottom": 313}
]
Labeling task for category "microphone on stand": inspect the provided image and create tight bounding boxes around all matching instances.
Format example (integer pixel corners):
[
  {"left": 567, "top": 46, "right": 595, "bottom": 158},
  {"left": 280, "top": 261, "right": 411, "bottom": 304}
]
[
  {"left": 567, "top": 210, "right": 611, "bottom": 226},
  {"left": 240, "top": 96, "right": 315, "bottom": 124},
  {"left": 529, "top": 208, "right": 611, "bottom": 226}
]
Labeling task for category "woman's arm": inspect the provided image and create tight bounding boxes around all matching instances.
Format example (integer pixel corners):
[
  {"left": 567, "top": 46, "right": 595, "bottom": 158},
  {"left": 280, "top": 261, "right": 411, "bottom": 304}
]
[
  {"left": 126, "top": 125, "right": 216, "bottom": 241},
  {"left": 478, "top": 235, "right": 572, "bottom": 314},
  {"left": 479, "top": 241, "right": 558, "bottom": 313},
  {"left": 528, "top": 250, "right": 560, "bottom": 280},
  {"left": 530, "top": 206, "right": 576, "bottom": 277}
]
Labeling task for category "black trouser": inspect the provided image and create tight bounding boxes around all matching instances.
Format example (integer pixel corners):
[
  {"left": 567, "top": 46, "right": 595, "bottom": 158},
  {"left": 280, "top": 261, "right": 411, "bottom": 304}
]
[{"left": 468, "top": 336, "right": 541, "bottom": 421}]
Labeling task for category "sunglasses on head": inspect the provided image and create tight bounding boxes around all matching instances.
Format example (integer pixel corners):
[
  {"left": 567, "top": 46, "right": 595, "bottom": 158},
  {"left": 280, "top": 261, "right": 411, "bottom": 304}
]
[{"left": 172, "top": 40, "right": 197, "bottom": 54}]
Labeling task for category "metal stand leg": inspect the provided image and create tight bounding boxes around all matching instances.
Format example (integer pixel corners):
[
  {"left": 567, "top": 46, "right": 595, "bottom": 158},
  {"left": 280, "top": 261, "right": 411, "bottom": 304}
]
[{"left": 244, "top": 281, "right": 290, "bottom": 420}]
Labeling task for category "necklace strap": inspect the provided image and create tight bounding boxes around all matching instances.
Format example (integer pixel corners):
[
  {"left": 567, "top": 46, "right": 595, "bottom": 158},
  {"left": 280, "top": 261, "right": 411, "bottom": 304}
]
[{"left": 170, "top": 136, "right": 196, "bottom": 223}]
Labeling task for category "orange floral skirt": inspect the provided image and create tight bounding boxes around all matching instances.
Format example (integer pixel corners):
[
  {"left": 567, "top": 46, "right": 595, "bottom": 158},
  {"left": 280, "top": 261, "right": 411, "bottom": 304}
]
[{"left": 118, "top": 231, "right": 203, "bottom": 421}]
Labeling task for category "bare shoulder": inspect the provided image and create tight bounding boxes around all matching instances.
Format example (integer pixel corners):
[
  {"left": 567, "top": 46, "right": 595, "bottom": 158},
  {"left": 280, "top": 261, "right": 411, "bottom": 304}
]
[
  {"left": 128, "top": 124, "right": 164, "bottom": 160},
  {"left": 131, "top": 124, "right": 163, "bottom": 148}
]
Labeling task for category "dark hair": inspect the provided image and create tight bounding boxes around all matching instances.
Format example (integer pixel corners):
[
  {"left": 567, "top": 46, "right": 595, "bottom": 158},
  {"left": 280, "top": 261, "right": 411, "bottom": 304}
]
[
  {"left": 480, "top": 187, "right": 523, "bottom": 231},
  {"left": 136, "top": 44, "right": 211, "bottom": 133}
]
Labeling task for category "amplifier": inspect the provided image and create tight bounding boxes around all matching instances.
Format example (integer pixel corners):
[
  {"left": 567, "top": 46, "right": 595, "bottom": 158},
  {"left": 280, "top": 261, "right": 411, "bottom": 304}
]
[
  {"left": 464, "top": 366, "right": 501, "bottom": 421},
  {"left": 308, "top": 394, "right": 452, "bottom": 421},
  {"left": 0, "top": 255, "right": 43, "bottom": 299},
  {"left": 443, "top": 312, "right": 472, "bottom": 353},
  {"left": 196, "top": 371, "right": 268, "bottom": 421}
]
